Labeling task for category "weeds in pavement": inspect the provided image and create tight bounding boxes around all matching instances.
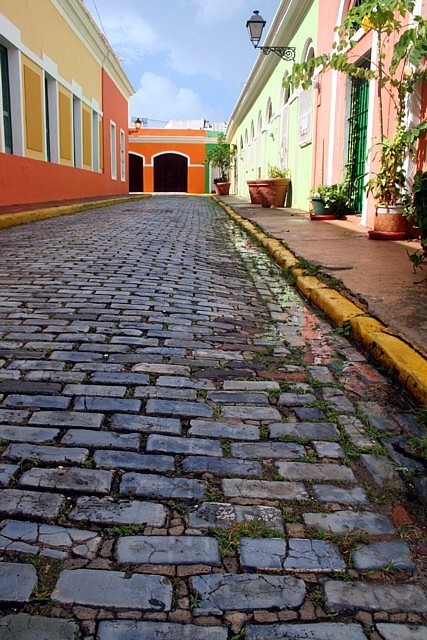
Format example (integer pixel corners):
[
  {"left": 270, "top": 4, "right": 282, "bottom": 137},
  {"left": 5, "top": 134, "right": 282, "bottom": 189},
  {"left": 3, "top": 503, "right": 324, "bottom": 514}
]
[
  {"left": 221, "top": 439, "right": 232, "bottom": 457},
  {"left": 309, "top": 529, "right": 367, "bottom": 559},
  {"left": 81, "top": 456, "right": 95, "bottom": 469},
  {"left": 18, "top": 456, "right": 40, "bottom": 471},
  {"left": 282, "top": 509, "right": 302, "bottom": 524},
  {"left": 296, "top": 258, "right": 321, "bottom": 277},
  {"left": 204, "top": 478, "right": 225, "bottom": 502},
  {"left": 308, "top": 586, "right": 324, "bottom": 607},
  {"left": 408, "top": 434, "right": 427, "bottom": 461},
  {"left": 211, "top": 519, "right": 284, "bottom": 558},
  {"left": 261, "top": 461, "right": 284, "bottom": 481},
  {"left": 171, "top": 502, "right": 187, "bottom": 515},
  {"left": 259, "top": 425, "right": 270, "bottom": 441},
  {"left": 334, "top": 322, "right": 352, "bottom": 338},
  {"left": 106, "top": 524, "right": 141, "bottom": 537},
  {"left": 309, "top": 400, "right": 338, "bottom": 423},
  {"left": 213, "top": 405, "right": 222, "bottom": 420},
  {"left": 300, "top": 451, "right": 318, "bottom": 464},
  {"left": 24, "top": 556, "right": 62, "bottom": 616}
]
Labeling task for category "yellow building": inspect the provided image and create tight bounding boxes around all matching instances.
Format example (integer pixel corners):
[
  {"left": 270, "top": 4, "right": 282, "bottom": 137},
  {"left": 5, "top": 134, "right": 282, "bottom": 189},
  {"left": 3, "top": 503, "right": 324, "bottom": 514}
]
[{"left": 0, "top": 0, "right": 134, "bottom": 208}]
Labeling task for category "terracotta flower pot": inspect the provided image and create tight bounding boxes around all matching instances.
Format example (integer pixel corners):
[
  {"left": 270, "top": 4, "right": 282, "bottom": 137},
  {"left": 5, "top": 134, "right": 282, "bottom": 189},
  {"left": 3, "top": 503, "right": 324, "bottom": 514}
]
[
  {"left": 258, "top": 178, "right": 290, "bottom": 208},
  {"left": 368, "top": 204, "right": 409, "bottom": 240},
  {"left": 214, "top": 181, "right": 231, "bottom": 196},
  {"left": 247, "top": 180, "right": 262, "bottom": 205}
]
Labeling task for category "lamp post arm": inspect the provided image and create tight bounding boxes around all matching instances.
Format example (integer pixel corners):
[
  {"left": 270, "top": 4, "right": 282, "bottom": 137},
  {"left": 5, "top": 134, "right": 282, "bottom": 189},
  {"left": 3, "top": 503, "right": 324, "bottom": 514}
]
[{"left": 256, "top": 45, "right": 296, "bottom": 61}]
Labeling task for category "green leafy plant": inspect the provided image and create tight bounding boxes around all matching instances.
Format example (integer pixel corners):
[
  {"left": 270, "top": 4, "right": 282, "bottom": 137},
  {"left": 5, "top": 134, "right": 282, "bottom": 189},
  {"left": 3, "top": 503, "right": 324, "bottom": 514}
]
[
  {"left": 205, "top": 132, "right": 235, "bottom": 182},
  {"left": 285, "top": 1, "right": 427, "bottom": 209},
  {"left": 311, "top": 182, "right": 353, "bottom": 218},
  {"left": 268, "top": 165, "right": 291, "bottom": 179}
]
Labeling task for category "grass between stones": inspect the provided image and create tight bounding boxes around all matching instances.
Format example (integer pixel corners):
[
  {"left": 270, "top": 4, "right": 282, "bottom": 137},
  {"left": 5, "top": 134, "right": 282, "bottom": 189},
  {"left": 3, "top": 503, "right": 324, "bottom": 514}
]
[
  {"left": 210, "top": 519, "right": 285, "bottom": 558},
  {"left": 24, "top": 556, "right": 62, "bottom": 617},
  {"left": 105, "top": 524, "right": 141, "bottom": 537}
]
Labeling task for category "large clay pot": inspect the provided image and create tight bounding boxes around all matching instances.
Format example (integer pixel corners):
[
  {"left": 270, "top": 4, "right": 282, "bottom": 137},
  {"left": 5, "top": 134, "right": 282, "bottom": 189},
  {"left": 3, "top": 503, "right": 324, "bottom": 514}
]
[
  {"left": 214, "top": 181, "right": 231, "bottom": 196},
  {"left": 368, "top": 204, "right": 409, "bottom": 240},
  {"left": 247, "top": 180, "right": 262, "bottom": 205},
  {"left": 258, "top": 178, "right": 290, "bottom": 208}
]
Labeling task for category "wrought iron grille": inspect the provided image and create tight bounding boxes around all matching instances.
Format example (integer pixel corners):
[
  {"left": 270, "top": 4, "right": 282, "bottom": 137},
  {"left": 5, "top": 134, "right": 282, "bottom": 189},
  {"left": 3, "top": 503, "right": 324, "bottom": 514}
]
[{"left": 345, "top": 62, "right": 370, "bottom": 213}]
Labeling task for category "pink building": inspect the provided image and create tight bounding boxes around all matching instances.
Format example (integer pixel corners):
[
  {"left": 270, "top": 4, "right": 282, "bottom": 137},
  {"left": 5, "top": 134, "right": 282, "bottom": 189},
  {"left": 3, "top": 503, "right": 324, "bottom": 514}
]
[{"left": 310, "top": 0, "right": 427, "bottom": 228}]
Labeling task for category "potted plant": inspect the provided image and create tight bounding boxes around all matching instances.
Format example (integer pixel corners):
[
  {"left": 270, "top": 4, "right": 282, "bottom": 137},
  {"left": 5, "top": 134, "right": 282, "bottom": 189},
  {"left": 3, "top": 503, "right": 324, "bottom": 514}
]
[
  {"left": 258, "top": 166, "right": 291, "bottom": 208},
  {"left": 283, "top": 0, "right": 427, "bottom": 237},
  {"left": 205, "top": 133, "right": 235, "bottom": 196},
  {"left": 310, "top": 182, "right": 352, "bottom": 220}
]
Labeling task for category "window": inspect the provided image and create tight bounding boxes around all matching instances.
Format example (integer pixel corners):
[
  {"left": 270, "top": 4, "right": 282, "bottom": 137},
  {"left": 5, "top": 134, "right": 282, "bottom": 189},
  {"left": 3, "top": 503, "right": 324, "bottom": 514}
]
[
  {"left": 73, "top": 96, "right": 82, "bottom": 167},
  {"left": 110, "top": 121, "right": 117, "bottom": 179},
  {"left": 266, "top": 98, "right": 273, "bottom": 124},
  {"left": 280, "top": 75, "right": 291, "bottom": 167},
  {"left": 0, "top": 45, "right": 12, "bottom": 153},
  {"left": 298, "top": 41, "right": 315, "bottom": 146},
  {"left": 92, "top": 111, "right": 100, "bottom": 172}
]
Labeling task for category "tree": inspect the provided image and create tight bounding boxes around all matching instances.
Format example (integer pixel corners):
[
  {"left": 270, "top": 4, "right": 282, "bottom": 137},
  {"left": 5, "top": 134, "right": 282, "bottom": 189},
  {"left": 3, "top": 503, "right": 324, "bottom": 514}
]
[{"left": 205, "top": 133, "right": 235, "bottom": 182}]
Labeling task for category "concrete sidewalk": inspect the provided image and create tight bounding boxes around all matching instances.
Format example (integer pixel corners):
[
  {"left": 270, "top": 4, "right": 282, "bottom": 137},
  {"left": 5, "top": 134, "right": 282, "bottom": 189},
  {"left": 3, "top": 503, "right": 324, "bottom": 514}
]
[{"left": 219, "top": 196, "right": 427, "bottom": 358}]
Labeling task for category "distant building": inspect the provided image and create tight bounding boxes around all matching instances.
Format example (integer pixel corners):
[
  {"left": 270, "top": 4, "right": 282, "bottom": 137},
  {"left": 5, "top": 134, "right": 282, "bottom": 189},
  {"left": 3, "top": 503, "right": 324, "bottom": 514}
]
[
  {"left": 128, "top": 126, "right": 223, "bottom": 194},
  {"left": 0, "top": 0, "right": 134, "bottom": 209}
]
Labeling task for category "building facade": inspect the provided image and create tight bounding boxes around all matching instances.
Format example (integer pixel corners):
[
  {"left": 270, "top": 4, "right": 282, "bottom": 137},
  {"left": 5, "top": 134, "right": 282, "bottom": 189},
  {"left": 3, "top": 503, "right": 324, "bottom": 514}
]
[
  {"left": 227, "top": 0, "right": 317, "bottom": 211},
  {"left": 128, "top": 126, "right": 222, "bottom": 194},
  {"left": 228, "top": 0, "right": 427, "bottom": 227},
  {"left": 0, "top": 0, "right": 134, "bottom": 208},
  {"left": 310, "top": 0, "right": 427, "bottom": 228}
]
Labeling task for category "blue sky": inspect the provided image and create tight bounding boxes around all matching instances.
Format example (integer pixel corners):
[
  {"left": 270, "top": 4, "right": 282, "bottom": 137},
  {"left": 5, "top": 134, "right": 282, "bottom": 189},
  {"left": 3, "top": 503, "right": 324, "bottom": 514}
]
[{"left": 83, "top": 0, "right": 280, "bottom": 126}]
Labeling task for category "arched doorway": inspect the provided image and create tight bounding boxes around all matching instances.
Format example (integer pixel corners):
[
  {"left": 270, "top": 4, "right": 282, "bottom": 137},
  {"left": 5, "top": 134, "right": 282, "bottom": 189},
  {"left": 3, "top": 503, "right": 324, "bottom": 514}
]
[
  {"left": 154, "top": 153, "right": 188, "bottom": 192},
  {"left": 129, "top": 153, "right": 144, "bottom": 192}
]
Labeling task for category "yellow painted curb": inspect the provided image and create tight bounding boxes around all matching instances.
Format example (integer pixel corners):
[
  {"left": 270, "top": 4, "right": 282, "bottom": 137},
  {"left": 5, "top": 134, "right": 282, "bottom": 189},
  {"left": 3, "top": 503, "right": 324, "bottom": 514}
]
[
  {"left": 350, "top": 316, "right": 387, "bottom": 343},
  {"left": 212, "top": 195, "right": 427, "bottom": 405},
  {"left": 308, "top": 287, "right": 364, "bottom": 327},
  {"left": 273, "top": 248, "right": 298, "bottom": 269},
  {"left": 359, "top": 331, "right": 427, "bottom": 406},
  {"left": 0, "top": 195, "right": 150, "bottom": 230}
]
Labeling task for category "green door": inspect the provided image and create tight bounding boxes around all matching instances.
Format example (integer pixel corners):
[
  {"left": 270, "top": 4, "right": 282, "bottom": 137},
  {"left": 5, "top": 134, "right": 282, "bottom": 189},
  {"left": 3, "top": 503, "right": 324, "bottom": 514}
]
[{"left": 346, "top": 63, "right": 370, "bottom": 214}]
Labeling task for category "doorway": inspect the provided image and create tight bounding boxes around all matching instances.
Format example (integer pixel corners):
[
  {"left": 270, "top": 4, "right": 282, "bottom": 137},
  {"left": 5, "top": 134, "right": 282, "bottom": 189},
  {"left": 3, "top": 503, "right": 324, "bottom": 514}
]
[
  {"left": 154, "top": 153, "right": 188, "bottom": 192},
  {"left": 346, "top": 60, "right": 370, "bottom": 213},
  {"left": 129, "top": 153, "right": 144, "bottom": 192}
]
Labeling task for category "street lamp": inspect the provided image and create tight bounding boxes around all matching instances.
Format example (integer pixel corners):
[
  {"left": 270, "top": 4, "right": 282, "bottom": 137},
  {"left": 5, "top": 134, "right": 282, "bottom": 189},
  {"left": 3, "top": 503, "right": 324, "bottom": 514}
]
[
  {"left": 134, "top": 118, "right": 142, "bottom": 130},
  {"left": 246, "top": 10, "right": 295, "bottom": 61}
]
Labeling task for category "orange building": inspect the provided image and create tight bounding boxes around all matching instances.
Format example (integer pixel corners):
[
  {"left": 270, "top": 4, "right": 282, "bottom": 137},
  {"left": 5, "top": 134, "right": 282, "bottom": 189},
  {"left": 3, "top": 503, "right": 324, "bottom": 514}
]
[
  {"left": 0, "top": 0, "right": 134, "bottom": 209},
  {"left": 128, "top": 126, "right": 222, "bottom": 194}
]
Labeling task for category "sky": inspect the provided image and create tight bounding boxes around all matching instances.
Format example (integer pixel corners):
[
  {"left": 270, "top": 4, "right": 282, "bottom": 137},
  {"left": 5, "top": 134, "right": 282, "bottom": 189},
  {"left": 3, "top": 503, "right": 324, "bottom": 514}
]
[{"left": 82, "top": 0, "right": 280, "bottom": 127}]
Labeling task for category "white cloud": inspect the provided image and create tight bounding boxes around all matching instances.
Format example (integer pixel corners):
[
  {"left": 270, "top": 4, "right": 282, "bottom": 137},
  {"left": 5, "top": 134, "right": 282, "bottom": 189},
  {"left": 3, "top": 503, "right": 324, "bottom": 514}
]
[
  {"left": 92, "top": 10, "right": 162, "bottom": 61},
  {"left": 130, "top": 72, "right": 223, "bottom": 122}
]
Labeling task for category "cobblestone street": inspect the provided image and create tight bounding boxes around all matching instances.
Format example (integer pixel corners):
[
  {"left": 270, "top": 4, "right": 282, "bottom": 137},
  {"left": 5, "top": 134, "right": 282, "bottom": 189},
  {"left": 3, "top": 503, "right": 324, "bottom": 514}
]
[{"left": 0, "top": 195, "right": 425, "bottom": 640}]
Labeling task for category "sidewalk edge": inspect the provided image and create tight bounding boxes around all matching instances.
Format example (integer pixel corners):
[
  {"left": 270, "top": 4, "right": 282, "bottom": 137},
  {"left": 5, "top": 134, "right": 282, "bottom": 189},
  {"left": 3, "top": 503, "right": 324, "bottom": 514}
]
[
  {"left": 0, "top": 195, "right": 150, "bottom": 230},
  {"left": 213, "top": 196, "right": 427, "bottom": 406}
]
